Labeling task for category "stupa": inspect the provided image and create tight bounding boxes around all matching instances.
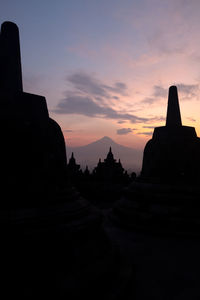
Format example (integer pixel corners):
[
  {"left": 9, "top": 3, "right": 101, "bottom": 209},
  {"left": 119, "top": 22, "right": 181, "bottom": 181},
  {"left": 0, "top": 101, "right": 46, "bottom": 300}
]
[
  {"left": 110, "top": 86, "right": 200, "bottom": 236},
  {"left": 0, "top": 21, "right": 68, "bottom": 206},
  {"left": 141, "top": 86, "right": 200, "bottom": 181},
  {"left": 1, "top": 22, "right": 133, "bottom": 298},
  {"left": 67, "top": 152, "right": 82, "bottom": 183},
  {"left": 93, "top": 147, "right": 125, "bottom": 182},
  {"left": 80, "top": 148, "right": 130, "bottom": 209}
]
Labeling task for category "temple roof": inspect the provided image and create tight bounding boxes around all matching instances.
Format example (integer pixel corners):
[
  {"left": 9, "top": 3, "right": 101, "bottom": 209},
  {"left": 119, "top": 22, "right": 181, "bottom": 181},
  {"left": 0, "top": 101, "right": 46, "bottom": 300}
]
[
  {"left": 68, "top": 152, "right": 76, "bottom": 165},
  {"left": 105, "top": 147, "right": 115, "bottom": 162}
]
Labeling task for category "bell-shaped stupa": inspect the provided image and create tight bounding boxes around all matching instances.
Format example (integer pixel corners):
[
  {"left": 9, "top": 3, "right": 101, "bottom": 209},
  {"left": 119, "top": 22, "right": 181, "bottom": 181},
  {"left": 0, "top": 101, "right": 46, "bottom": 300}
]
[
  {"left": 110, "top": 86, "right": 200, "bottom": 236},
  {"left": 141, "top": 86, "right": 200, "bottom": 181}
]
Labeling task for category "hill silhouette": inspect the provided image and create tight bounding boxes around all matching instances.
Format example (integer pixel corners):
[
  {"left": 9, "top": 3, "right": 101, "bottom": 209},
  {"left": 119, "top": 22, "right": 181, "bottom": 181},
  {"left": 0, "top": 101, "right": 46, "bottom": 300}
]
[{"left": 66, "top": 136, "right": 142, "bottom": 173}]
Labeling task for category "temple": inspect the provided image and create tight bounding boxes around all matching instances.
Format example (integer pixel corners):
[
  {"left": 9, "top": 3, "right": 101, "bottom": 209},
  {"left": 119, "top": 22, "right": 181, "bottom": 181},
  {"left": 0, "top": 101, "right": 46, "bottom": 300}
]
[
  {"left": 67, "top": 152, "right": 82, "bottom": 182},
  {"left": 111, "top": 86, "right": 200, "bottom": 236},
  {"left": 93, "top": 147, "right": 124, "bottom": 181},
  {"left": 141, "top": 86, "right": 200, "bottom": 181},
  {"left": 0, "top": 22, "right": 67, "bottom": 206}
]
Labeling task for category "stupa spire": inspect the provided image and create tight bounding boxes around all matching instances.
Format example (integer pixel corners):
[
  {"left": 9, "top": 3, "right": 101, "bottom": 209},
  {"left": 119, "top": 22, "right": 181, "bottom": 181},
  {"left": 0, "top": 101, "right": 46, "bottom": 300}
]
[
  {"left": 0, "top": 21, "right": 23, "bottom": 92},
  {"left": 166, "top": 86, "right": 182, "bottom": 127}
]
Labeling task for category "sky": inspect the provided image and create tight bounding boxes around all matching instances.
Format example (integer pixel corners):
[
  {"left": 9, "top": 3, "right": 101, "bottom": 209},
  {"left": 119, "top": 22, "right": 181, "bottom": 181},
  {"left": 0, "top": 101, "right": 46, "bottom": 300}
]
[{"left": 1, "top": 0, "right": 200, "bottom": 149}]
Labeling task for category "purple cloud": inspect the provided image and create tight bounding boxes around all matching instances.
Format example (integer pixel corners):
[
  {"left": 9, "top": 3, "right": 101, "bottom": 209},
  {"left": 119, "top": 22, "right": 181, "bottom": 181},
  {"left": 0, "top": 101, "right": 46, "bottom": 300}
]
[
  {"left": 54, "top": 93, "right": 148, "bottom": 123},
  {"left": 137, "top": 131, "right": 153, "bottom": 136},
  {"left": 142, "top": 83, "right": 199, "bottom": 104},
  {"left": 67, "top": 72, "right": 127, "bottom": 98},
  {"left": 54, "top": 71, "right": 151, "bottom": 123},
  {"left": 117, "top": 128, "right": 133, "bottom": 135}
]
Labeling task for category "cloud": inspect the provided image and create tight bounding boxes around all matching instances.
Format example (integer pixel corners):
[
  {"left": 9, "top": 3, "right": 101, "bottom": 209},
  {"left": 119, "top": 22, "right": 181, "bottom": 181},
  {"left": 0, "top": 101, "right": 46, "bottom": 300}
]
[
  {"left": 102, "top": 82, "right": 128, "bottom": 95},
  {"left": 143, "top": 126, "right": 155, "bottom": 129},
  {"left": 142, "top": 83, "right": 199, "bottom": 104},
  {"left": 153, "top": 85, "right": 168, "bottom": 98},
  {"left": 67, "top": 72, "right": 108, "bottom": 98},
  {"left": 117, "top": 128, "right": 133, "bottom": 135},
  {"left": 54, "top": 71, "right": 150, "bottom": 123},
  {"left": 55, "top": 94, "right": 105, "bottom": 116},
  {"left": 142, "top": 97, "right": 157, "bottom": 104},
  {"left": 147, "top": 116, "right": 165, "bottom": 122},
  {"left": 63, "top": 129, "right": 73, "bottom": 132},
  {"left": 177, "top": 83, "right": 199, "bottom": 100},
  {"left": 54, "top": 93, "right": 148, "bottom": 123},
  {"left": 186, "top": 117, "right": 196, "bottom": 122},
  {"left": 137, "top": 131, "right": 153, "bottom": 136},
  {"left": 67, "top": 72, "right": 127, "bottom": 98},
  {"left": 142, "top": 85, "right": 168, "bottom": 104}
]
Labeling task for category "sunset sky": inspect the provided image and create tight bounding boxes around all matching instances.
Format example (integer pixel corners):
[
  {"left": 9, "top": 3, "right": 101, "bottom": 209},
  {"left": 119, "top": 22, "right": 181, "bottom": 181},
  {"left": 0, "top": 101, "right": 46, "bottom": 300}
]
[{"left": 1, "top": 0, "right": 200, "bottom": 149}]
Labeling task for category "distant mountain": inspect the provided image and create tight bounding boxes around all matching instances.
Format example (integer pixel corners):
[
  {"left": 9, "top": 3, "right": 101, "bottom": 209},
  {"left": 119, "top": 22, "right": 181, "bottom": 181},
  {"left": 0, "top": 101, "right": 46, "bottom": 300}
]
[{"left": 66, "top": 136, "right": 143, "bottom": 174}]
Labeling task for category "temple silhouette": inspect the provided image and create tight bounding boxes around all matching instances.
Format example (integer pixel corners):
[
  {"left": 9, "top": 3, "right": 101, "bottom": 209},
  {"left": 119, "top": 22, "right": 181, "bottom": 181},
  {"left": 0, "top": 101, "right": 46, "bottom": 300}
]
[
  {"left": 2, "top": 21, "right": 133, "bottom": 299},
  {"left": 67, "top": 152, "right": 82, "bottom": 182},
  {"left": 141, "top": 85, "right": 200, "bottom": 181},
  {"left": 108, "top": 85, "right": 200, "bottom": 298},
  {"left": 0, "top": 21, "right": 67, "bottom": 207},
  {"left": 67, "top": 148, "right": 131, "bottom": 209},
  {"left": 3, "top": 20, "right": 200, "bottom": 299},
  {"left": 93, "top": 147, "right": 125, "bottom": 181},
  {"left": 111, "top": 85, "right": 200, "bottom": 235}
]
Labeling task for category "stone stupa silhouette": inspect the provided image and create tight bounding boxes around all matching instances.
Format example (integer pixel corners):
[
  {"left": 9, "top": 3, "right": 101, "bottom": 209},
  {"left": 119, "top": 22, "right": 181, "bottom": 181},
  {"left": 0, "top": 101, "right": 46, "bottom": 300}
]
[
  {"left": 0, "top": 21, "right": 68, "bottom": 204},
  {"left": 1, "top": 21, "right": 133, "bottom": 298},
  {"left": 141, "top": 85, "right": 200, "bottom": 181},
  {"left": 111, "top": 86, "right": 200, "bottom": 236}
]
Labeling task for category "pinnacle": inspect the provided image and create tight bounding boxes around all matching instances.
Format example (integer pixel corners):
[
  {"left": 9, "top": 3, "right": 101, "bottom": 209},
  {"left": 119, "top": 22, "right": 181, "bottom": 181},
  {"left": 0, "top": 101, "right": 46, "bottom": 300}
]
[
  {"left": 166, "top": 86, "right": 182, "bottom": 127},
  {"left": 0, "top": 20, "right": 23, "bottom": 92}
]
